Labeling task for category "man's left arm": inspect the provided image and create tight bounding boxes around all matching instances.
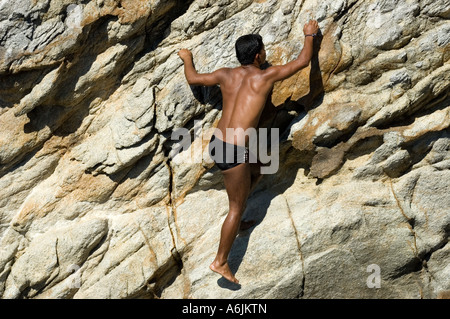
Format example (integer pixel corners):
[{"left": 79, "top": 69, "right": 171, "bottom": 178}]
[{"left": 178, "top": 49, "right": 226, "bottom": 86}]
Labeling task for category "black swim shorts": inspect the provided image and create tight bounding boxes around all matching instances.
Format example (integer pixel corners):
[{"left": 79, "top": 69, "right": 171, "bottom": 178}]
[{"left": 208, "top": 134, "right": 249, "bottom": 171}]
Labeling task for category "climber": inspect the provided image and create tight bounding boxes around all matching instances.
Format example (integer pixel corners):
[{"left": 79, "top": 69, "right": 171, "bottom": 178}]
[{"left": 178, "top": 20, "right": 319, "bottom": 284}]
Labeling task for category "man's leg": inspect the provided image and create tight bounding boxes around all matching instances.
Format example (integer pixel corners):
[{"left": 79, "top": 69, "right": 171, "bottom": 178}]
[
  {"left": 210, "top": 162, "right": 251, "bottom": 284},
  {"left": 238, "top": 161, "right": 263, "bottom": 231}
]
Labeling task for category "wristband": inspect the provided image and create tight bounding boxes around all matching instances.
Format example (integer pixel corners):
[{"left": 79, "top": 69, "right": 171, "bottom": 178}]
[{"left": 305, "top": 33, "right": 317, "bottom": 37}]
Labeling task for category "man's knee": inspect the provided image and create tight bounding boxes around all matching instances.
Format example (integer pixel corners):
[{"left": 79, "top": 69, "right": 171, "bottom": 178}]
[{"left": 228, "top": 200, "right": 246, "bottom": 215}]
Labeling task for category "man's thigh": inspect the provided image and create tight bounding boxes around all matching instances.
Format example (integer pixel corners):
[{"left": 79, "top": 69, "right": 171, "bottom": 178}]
[{"left": 221, "top": 163, "right": 252, "bottom": 206}]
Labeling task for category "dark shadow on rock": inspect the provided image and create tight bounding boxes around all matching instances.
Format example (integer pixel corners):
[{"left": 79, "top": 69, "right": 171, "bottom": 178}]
[
  {"left": 141, "top": 1, "right": 195, "bottom": 56},
  {"left": 187, "top": 58, "right": 223, "bottom": 112},
  {"left": 190, "top": 84, "right": 223, "bottom": 110},
  {"left": 0, "top": 69, "right": 48, "bottom": 109},
  {"left": 294, "top": 29, "right": 324, "bottom": 112},
  {"left": 217, "top": 277, "right": 242, "bottom": 290}
]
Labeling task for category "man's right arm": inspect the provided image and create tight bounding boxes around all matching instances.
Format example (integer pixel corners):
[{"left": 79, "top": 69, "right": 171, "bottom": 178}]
[
  {"left": 264, "top": 20, "right": 319, "bottom": 83},
  {"left": 178, "top": 49, "right": 227, "bottom": 86}
]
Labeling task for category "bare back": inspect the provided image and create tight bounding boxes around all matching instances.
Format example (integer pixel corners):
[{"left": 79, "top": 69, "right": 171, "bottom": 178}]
[
  {"left": 179, "top": 20, "right": 319, "bottom": 147},
  {"left": 215, "top": 66, "right": 273, "bottom": 146}
]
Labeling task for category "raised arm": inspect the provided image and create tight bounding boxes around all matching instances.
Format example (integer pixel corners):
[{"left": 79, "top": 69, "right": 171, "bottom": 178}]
[
  {"left": 264, "top": 20, "right": 319, "bottom": 83},
  {"left": 178, "top": 49, "right": 227, "bottom": 86}
]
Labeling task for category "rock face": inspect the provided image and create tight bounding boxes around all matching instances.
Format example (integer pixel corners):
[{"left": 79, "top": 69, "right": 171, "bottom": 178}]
[{"left": 0, "top": 0, "right": 449, "bottom": 299}]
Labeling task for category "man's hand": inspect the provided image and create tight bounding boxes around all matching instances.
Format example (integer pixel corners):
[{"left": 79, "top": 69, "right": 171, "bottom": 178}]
[
  {"left": 303, "top": 19, "right": 319, "bottom": 35},
  {"left": 263, "top": 19, "right": 319, "bottom": 84},
  {"left": 178, "top": 49, "right": 193, "bottom": 62}
]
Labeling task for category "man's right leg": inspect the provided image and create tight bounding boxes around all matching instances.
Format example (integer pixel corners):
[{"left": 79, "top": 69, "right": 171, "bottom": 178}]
[{"left": 210, "top": 162, "right": 251, "bottom": 284}]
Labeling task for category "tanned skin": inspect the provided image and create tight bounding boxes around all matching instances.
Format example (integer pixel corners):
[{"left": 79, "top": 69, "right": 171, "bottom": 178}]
[{"left": 178, "top": 20, "right": 319, "bottom": 284}]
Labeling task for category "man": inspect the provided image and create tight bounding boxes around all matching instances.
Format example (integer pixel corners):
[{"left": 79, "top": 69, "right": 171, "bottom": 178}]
[{"left": 178, "top": 19, "right": 319, "bottom": 284}]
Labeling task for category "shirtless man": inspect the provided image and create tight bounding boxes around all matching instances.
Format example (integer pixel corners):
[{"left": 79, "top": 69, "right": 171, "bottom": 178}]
[{"left": 178, "top": 19, "right": 319, "bottom": 284}]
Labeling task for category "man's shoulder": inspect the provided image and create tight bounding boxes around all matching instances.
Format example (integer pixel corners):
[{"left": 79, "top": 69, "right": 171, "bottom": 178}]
[
  {"left": 212, "top": 67, "right": 233, "bottom": 78},
  {"left": 217, "top": 66, "right": 233, "bottom": 72}
]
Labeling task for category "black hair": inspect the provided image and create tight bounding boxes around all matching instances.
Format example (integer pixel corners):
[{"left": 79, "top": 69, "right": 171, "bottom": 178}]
[{"left": 235, "top": 34, "right": 264, "bottom": 65}]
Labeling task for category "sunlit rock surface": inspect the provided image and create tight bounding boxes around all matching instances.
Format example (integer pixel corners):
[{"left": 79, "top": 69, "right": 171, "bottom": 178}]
[{"left": 0, "top": 0, "right": 449, "bottom": 298}]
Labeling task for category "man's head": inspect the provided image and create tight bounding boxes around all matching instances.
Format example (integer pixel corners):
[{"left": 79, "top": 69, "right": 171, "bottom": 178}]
[{"left": 235, "top": 34, "right": 265, "bottom": 65}]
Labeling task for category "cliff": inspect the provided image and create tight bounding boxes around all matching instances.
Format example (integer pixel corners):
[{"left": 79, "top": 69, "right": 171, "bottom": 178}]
[{"left": 0, "top": 0, "right": 449, "bottom": 298}]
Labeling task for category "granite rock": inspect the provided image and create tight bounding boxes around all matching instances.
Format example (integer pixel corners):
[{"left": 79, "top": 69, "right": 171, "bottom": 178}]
[{"left": 0, "top": 0, "right": 449, "bottom": 299}]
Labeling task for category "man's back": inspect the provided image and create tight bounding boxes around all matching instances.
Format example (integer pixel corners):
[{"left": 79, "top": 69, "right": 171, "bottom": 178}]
[{"left": 216, "top": 65, "right": 274, "bottom": 146}]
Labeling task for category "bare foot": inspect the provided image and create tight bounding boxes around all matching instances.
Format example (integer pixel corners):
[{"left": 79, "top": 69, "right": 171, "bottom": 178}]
[
  {"left": 239, "top": 219, "right": 256, "bottom": 231},
  {"left": 210, "top": 260, "right": 239, "bottom": 284}
]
